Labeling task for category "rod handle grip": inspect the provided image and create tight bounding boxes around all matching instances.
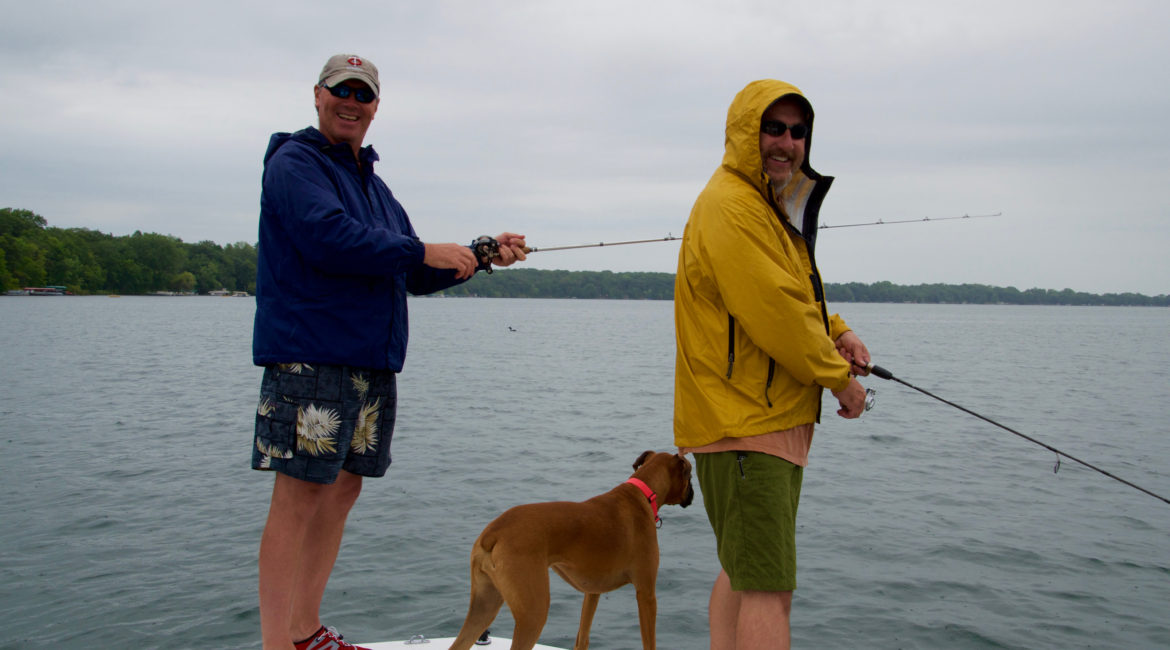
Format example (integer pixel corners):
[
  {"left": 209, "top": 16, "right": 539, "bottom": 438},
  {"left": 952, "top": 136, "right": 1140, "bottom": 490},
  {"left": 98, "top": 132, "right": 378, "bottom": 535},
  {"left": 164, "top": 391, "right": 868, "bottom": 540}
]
[{"left": 864, "top": 361, "right": 895, "bottom": 380}]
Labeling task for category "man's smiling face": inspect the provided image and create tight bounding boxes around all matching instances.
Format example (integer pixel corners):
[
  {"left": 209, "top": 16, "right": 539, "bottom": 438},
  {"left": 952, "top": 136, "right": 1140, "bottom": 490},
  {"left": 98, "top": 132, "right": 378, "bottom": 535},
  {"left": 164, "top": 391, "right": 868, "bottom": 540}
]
[
  {"left": 758, "top": 98, "right": 807, "bottom": 189},
  {"left": 314, "top": 79, "right": 379, "bottom": 155}
]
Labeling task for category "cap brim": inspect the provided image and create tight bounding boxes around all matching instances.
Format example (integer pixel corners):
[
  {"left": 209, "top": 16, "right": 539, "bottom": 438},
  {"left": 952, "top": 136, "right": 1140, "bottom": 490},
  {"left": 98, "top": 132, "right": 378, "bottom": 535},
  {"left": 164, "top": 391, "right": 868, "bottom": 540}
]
[{"left": 320, "top": 72, "right": 379, "bottom": 98}]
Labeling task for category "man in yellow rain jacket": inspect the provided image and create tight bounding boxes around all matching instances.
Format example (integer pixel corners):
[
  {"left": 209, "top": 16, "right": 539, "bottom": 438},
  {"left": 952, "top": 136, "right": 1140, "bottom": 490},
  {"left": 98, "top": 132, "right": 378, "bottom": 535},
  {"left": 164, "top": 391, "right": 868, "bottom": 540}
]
[{"left": 674, "top": 79, "right": 871, "bottom": 649}]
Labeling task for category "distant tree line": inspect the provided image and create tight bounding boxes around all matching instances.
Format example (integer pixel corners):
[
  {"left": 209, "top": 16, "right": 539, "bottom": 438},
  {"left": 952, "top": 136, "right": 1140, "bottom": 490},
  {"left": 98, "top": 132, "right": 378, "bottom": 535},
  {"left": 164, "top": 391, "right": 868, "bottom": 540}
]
[
  {"left": 445, "top": 269, "right": 1169, "bottom": 306},
  {"left": 824, "top": 281, "right": 1169, "bottom": 306},
  {"left": 443, "top": 268, "right": 675, "bottom": 299},
  {"left": 1, "top": 208, "right": 255, "bottom": 295},
  {"left": 4, "top": 207, "right": 1166, "bottom": 305}
]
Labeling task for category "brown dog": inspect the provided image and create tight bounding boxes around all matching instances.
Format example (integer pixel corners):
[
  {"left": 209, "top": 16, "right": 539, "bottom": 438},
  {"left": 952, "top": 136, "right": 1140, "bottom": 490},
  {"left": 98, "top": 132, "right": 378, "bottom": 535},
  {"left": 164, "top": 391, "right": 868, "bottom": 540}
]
[{"left": 448, "top": 451, "right": 694, "bottom": 650}]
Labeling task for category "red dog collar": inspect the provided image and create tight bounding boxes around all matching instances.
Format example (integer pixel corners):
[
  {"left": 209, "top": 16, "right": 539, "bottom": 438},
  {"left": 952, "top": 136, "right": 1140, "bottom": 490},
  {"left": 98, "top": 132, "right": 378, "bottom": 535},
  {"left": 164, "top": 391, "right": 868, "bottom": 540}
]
[{"left": 625, "top": 477, "right": 660, "bottom": 524}]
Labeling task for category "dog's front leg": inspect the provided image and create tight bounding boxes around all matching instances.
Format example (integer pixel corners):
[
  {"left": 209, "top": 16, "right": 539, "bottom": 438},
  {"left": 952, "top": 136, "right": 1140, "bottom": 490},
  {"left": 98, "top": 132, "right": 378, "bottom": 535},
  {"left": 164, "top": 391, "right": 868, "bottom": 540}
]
[
  {"left": 573, "top": 592, "right": 601, "bottom": 649},
  {"left": 634, "top": 587, "right": 657, "bottom": 649}
]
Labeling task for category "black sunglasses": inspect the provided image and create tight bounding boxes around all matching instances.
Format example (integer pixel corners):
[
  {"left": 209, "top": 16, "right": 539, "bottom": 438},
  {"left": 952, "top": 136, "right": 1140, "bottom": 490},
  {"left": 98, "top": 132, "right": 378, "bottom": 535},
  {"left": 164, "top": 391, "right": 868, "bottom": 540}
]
[
  {"left": 760, "top": 120, "right": 808, "bottom": 140},
  {"left": 321, "top": 83, "right": 377, "bottom": 104}
]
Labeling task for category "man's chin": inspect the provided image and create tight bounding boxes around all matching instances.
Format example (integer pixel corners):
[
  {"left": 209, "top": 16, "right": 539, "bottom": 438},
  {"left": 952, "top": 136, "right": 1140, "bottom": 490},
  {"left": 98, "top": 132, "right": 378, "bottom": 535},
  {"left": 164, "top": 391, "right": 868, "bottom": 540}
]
[{"left": 769, "top": 174, "right": 793, "bottom": 192}]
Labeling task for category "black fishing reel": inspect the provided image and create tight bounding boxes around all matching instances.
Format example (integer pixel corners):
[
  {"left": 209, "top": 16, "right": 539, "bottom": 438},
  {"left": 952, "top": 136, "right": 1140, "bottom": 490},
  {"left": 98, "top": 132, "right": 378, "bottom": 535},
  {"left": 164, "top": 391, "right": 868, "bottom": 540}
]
[{"left": 469, "top": 235, "right": 499, "bottom": 274}]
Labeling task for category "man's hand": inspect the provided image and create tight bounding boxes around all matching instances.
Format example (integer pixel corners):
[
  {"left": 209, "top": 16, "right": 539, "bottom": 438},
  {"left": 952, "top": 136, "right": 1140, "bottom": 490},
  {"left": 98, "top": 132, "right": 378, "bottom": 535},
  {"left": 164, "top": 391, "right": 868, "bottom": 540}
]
[
  {"left": 835, "top": 330, "right": 871, "bottom": 376},
  {"left": 423, "top": 243, "right": 479, "bottom": 280},
  {"left": 490, "top": 232, "right": 527, "bottom": 268},
  {"left": 832, "top": 376, "right": 867, "bottom": 419}
]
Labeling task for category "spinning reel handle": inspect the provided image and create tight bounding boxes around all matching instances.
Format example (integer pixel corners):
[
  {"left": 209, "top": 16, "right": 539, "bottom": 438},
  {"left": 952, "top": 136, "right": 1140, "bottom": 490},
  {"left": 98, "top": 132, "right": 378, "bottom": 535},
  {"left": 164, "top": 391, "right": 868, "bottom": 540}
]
[{"left": 469, "top": 236, "right": 499, "bottom": 274}]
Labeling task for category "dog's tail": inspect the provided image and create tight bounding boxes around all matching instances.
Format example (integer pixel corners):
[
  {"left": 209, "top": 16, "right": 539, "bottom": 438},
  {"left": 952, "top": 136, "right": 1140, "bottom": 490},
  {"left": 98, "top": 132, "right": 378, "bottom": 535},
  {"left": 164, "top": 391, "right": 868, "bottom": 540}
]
[{"left": 470, "top": 533, "right": 498, "bottom": 573}]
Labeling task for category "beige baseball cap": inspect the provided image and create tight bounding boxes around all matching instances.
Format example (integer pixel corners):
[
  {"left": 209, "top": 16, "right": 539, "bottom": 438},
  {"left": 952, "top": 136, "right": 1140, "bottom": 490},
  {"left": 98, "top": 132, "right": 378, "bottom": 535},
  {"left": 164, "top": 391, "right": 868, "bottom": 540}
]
[{"left": 318, "top": 54, "right": 380, "bottom": 98}]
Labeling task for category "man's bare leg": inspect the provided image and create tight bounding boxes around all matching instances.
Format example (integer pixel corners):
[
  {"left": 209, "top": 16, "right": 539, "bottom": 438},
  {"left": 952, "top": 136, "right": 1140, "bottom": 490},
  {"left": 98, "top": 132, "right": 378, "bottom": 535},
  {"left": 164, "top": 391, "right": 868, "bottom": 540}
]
[
  {"left": 738, "top": 589, "right": 791, "bottom": 650},
  {"left": 709, "top": 569, "right": 741, "bottom": 650},
  {"left": 708, "top": 569, "right": 792, "bottom": 650},
  {"left": 290, "top": 471, "right": 363, "bottom": 640},
  {"left": 258, "top": 471, "right": 362, "bottom": 649}
]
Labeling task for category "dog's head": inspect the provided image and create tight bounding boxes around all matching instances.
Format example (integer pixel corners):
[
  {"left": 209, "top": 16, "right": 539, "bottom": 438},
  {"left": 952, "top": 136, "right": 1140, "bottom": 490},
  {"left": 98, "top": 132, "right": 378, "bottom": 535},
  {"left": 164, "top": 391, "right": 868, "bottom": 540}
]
[{"left": 632, "top": 450, "right": 694, "bottom": 508}]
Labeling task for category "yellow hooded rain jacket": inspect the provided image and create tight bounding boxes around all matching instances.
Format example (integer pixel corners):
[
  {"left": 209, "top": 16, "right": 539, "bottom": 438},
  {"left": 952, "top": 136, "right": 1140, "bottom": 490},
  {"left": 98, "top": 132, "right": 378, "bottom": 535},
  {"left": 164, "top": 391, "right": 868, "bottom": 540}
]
[{"left": 674, "top": 79, "right": 854, "bottom": 449}]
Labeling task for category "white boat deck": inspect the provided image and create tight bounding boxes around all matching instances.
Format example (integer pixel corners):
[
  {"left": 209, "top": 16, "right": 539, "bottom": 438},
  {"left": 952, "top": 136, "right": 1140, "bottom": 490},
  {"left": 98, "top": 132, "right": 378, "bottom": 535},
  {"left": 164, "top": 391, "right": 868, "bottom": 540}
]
[{"left": 362, "top": 636, "right": 566, "bottom": 650}]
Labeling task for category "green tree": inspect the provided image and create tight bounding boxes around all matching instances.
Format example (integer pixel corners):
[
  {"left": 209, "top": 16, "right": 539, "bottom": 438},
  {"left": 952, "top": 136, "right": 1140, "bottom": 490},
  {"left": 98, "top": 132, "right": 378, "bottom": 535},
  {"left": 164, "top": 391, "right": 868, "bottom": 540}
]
[
  {"left": 186, "top": 240, "right": 230, "bottom": 293},
  {"left": 0, "top": 207, "right": 47, "bottom": 238},
  {"left": 0, "top": 248, "right": 15, "bottom": 291},
  {"left": 41, "top": 229, "right": 105, "bottom": 292},
  {"left": 0, "top": 235, "right": 46, "bottom": 287},
  {"left": 223, "top": 242, "right": 257, "bottom": 293},
  {"left": 126, "top": 231, "right": 187, "bottom": 291},
  {"left": 171, "top": 271, "right": 197, "bottom": 292}
]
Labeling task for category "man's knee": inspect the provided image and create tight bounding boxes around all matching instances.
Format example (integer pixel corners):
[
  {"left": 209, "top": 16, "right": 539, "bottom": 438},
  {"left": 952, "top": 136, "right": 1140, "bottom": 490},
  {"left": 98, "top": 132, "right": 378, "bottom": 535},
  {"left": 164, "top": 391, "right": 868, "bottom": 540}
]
[
  {"left": 740, "top": 589, "right": 793, "bottom": 616},
  {"left": 271, "top": 472, "right": 361, "bottom": 514},
  {"left": 328, "top": 470, "right": 364, "bottom": 507}
]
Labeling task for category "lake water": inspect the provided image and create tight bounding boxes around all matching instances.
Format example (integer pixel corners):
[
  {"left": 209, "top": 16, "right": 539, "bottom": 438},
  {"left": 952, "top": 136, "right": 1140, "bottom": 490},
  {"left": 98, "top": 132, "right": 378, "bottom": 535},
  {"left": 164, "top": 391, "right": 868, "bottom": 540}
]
[{"left": 1, "top": 296, "right": 1167, "bottom": 649}]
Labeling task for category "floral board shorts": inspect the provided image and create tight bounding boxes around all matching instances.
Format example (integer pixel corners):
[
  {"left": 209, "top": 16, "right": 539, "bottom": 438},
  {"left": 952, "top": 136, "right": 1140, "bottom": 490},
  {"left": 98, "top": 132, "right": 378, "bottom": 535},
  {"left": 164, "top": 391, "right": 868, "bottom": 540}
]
[{"left": 252, "top": 363, "right": 397, "bottom": 484}]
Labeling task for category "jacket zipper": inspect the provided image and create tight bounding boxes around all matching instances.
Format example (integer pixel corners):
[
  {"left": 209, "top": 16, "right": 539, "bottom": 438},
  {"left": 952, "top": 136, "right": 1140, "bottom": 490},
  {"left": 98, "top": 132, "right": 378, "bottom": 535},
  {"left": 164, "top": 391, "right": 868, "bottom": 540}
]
[{"left": 801, "top": 228, "right": 829, "bottom": 423}]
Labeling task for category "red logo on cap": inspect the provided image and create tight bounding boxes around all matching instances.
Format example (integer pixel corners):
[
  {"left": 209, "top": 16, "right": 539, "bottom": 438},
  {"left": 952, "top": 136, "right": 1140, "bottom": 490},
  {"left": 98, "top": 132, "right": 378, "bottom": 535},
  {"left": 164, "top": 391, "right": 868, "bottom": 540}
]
[{"left": 347, "top": 56, "right": 362, "bottom": 67}]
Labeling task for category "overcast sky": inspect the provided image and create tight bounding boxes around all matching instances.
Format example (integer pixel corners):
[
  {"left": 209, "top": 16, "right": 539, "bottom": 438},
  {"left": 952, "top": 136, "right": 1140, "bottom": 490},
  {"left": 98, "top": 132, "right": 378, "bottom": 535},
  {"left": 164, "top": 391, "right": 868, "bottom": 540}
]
[{"left": 3, "top": 0, "right": 1168, "bottom": 295}]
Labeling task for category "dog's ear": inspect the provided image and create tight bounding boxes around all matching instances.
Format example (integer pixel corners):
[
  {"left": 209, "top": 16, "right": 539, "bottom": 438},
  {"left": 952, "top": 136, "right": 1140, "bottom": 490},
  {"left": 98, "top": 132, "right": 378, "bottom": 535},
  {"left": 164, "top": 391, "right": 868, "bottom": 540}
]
[
  {"left": 674, "top": 454, "right": 695, "bottom": 507},
  {"left": 632, "top": 450, "right": 654, "bottom": 470},
  {"left": 681, "top": 483, "right": 695, "bottom": 508}
]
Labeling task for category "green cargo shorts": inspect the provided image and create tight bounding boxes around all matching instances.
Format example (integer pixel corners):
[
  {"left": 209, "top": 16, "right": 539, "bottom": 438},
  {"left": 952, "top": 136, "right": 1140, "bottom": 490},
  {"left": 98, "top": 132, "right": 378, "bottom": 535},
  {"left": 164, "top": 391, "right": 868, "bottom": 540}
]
[{"left": 695, "top": 450, "right": 803, "bottom": 591}]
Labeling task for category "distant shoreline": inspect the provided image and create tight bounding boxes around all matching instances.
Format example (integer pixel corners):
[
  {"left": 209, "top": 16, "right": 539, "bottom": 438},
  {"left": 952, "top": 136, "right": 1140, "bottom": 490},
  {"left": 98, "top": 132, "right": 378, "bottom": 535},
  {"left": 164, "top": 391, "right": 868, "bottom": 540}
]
[
  {"left": 434, "top": 269, "right": 1170, "bottom": 307},
  {"left": 5, "top": 272, "right": 1167, "bottom": 308},
  {"left": 5, "top": 209, "right": 1163, "bottom": 305}
]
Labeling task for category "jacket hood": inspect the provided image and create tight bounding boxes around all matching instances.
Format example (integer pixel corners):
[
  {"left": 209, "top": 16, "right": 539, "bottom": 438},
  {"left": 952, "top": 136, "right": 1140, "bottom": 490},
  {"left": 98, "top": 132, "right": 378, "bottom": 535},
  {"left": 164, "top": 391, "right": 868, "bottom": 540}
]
[
  {"left": 264, "top": 128, "right": 317, "bottom": 166},
  {"left": 263, "top": 126, "right": 380, "bottom": 168},
  {"left": 721, "top": 79, "right": 831, "bottom": 242},
  {"left": 722, "top": 79, "right": 820, "bottom": 194}
]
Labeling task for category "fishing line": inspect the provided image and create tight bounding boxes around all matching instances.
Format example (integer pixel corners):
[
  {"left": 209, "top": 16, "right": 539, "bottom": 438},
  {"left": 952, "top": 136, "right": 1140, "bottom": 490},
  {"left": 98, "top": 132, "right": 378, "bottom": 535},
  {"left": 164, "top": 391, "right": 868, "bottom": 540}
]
[{"left": 861, "top": 361, "right": 1170, "bottom": 506}]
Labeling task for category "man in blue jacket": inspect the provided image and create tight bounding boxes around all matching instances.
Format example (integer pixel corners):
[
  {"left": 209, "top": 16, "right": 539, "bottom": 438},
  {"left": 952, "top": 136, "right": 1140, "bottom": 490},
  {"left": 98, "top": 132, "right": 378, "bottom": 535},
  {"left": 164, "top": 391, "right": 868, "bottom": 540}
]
[{"left": 251, "top": 54, "right": 527, "bottom": 650}]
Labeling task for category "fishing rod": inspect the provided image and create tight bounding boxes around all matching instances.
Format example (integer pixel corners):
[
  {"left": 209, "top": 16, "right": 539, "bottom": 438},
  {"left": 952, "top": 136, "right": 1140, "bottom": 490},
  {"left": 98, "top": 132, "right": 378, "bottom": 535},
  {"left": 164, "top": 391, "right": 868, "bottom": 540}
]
[
  {"left": 471, "top": 212, "right": 1001, "bottom": 263},
  {"left": 819, "top": 211, "right": 1001, "bottom": 229},
  {"left": 860, "top": 361, "right": 1170, "bottom": 506},
  {"left": 526, "top": 235, "right": 680, "bottom": 253}
]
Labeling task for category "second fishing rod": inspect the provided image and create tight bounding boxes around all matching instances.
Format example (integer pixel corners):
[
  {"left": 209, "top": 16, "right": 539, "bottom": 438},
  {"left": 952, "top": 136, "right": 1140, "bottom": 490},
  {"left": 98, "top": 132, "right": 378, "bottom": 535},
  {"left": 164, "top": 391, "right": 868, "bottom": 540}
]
[
  {"left": 855, "top": 360, "right": 1170, "bottom": 507},
  {"left": 469, "top": 212, "right": 1002, "bottom": 269}
]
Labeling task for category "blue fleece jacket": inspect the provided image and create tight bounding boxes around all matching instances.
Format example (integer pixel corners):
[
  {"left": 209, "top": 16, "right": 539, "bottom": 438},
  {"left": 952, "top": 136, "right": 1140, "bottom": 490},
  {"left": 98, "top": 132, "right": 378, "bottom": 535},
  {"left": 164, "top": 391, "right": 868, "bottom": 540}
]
[{"left": 252, "top": 126, "right": 465, "bottom": 371}]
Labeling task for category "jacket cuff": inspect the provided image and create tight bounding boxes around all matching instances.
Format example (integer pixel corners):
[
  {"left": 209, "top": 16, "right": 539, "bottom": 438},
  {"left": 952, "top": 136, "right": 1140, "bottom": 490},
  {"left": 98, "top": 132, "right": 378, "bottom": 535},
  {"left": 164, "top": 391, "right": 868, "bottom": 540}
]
[
  {"left": 826, "top": 369, "right": 853, "bottom": 394},
  {"left": 828, "top": 313, "right": 850, "bottom": 341}
]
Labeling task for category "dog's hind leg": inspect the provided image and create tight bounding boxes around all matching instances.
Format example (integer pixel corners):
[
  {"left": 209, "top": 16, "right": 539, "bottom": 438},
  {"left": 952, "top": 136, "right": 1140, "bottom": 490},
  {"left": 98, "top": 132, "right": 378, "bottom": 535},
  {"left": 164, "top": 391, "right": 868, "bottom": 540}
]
[
  {"left": 448, "top": 568, "right": 505, "bottom": 650},
  {"left": 493, "top": 565, "right": 551, "bottom": 650},
  {"left": 572, "top": 592, "right": 600, "bottom": 650}
]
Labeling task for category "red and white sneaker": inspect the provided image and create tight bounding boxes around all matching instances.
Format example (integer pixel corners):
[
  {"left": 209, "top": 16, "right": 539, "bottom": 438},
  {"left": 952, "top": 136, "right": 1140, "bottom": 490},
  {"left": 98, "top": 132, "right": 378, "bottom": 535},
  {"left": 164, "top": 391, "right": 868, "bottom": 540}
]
[{"left": 293, "top": 625, "right": 372, "bottom": 650}]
